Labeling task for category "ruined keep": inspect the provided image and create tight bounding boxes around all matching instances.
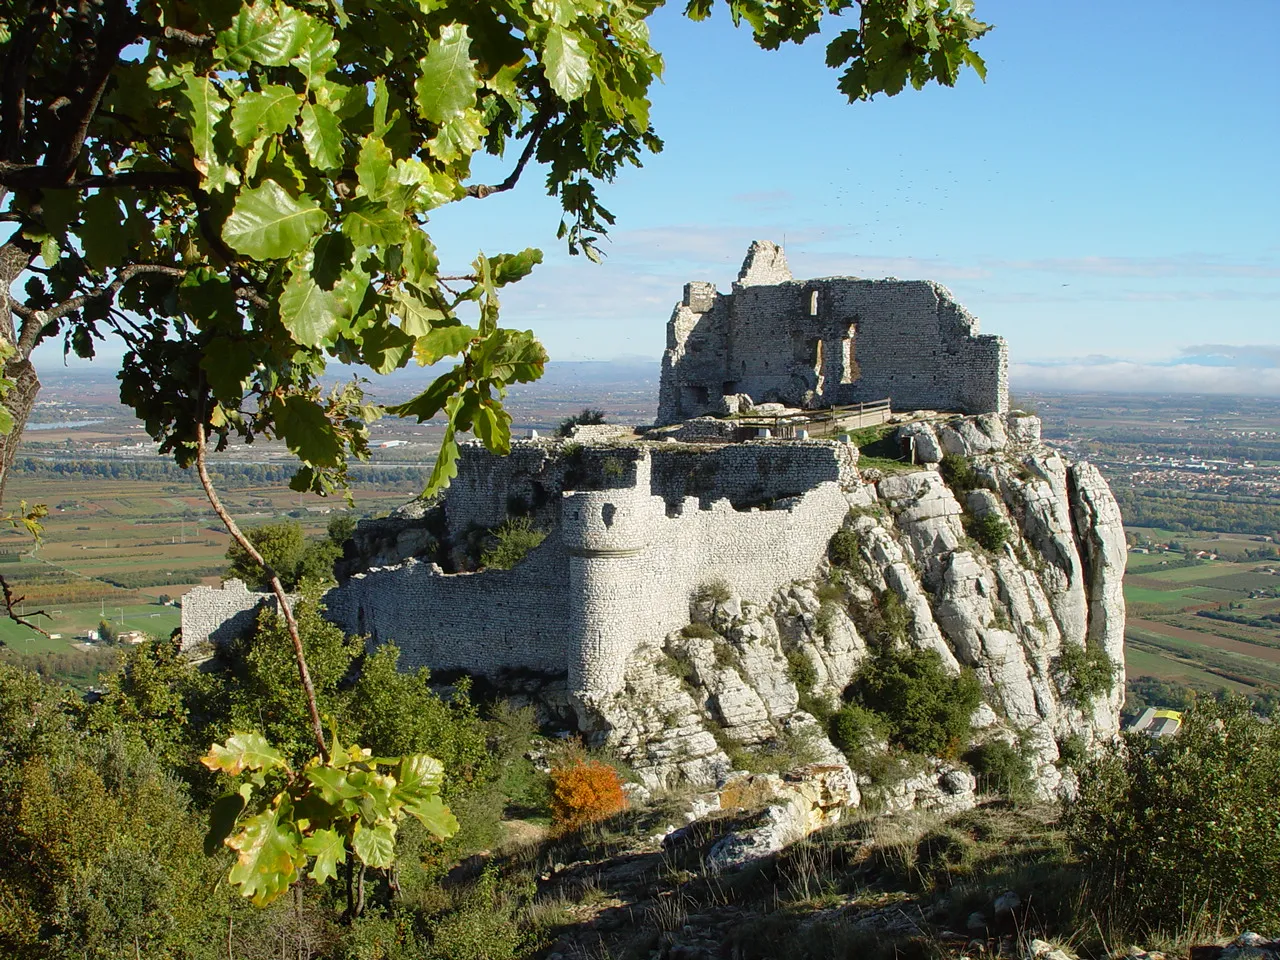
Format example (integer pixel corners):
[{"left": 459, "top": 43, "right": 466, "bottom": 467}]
[{"left": 656, "top": 241, "right": 1008, "bottom": 424}]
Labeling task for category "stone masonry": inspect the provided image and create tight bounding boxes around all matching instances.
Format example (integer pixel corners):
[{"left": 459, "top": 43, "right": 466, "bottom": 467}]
[{"left": 656, "top": 241, "right": 1008, "bottom": 424}]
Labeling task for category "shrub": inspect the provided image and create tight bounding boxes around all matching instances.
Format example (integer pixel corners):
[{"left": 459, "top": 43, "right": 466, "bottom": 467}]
[
  {"left": 549, "top": 756, "right": 627, "bottom": 831},
  {"left": 814, "top": 602, "right": 840, "bottom": 641},
  {"left": 963, "top": 740, "right": 1033, "bottom": 799},
  {"left": 860, "top": 590, "right": 911, "bottom": 651},
  {"left": 828, "top": 527, "right": 861, "bottom": 569},
  {"left": 939, "top": 452, "right": 978, "bottom": 493},
  {"left": 556, "top": 407, "right": 606, "bottom": 437},
  {"left": 831, "top": 703, "right": 889, "bottom": 762},
  {"left": 426, "top": 869, "right": 526, "bottom": 960},
  {"left": 1055, "top": 643, "right": 1118, "bottom": 704},
  {"left": 1067, "top": 698, "right": 1280, "bottom": 933},
  {"left": 479, "top": 517, "right": 547, "bottom": 569},
  {"left": 966, "top": 512, "right": 1011, "bottom": 552},
  {"left": 844, "top": 649, "right": 981, "bottom": 757},
  {"left": 786, "top": 650, "right": 818, "bottom": 695},
  {"left": 693, "top": 578, "right": 732, "bottom": 604},
  {"left": 680, "top": 621, "right": 718, "bottom": 640}
]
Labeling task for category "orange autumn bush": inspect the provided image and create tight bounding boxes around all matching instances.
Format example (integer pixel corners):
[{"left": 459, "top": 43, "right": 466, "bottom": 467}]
[{"left": 549, "top": 756, "right": 627, "bottom": 830}]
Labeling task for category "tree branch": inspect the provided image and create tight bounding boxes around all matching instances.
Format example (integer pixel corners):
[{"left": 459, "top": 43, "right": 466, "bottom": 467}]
[
  {"left": 194, "top": 422, "right": 329, "bottom": 760},
  {"left": 14, "top": 263, "right": 188, "bottom": 345},
  {"left": 0, "top": 573, "right": 52, "bottom": 638},
  {"left": 0, "top": 163, "right": 196, "bottom": 192},
  {"left": 464, "top": 111, "right": 551, "bottom": 199},
  {"left": 0, "top": 1, "right": 54, "bottom": 162}
]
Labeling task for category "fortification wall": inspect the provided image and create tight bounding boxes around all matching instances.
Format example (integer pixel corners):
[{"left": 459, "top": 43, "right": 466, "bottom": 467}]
[
  {"left": 180, "top": 579, "right": 296, "bottom": 650},
  {"left": 182, "top": 441, "right": 857, "bottom": 705},
  {"left": 324, "top": 537, "right": 572, "bottom": 676}
]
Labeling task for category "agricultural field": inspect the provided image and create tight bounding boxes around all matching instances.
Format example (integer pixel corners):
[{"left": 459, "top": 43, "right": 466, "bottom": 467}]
[
  {"left": 0, "top": 473, "right": 419, "bottom": 684},
  {"left": 1122, "top": 546, "right": 1280, "bottom": 701}
]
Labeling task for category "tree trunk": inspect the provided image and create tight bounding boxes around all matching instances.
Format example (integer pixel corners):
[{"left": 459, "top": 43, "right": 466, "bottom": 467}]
[{"left": 0, "top": 235, "right": 40, "bottom": 507}]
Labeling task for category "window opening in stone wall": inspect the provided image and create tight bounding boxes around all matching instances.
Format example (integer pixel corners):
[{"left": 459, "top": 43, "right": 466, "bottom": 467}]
[
  {"left": 722, "top": 381, "right": 738, "bottom": 395},
  {"left": 601, "top": 503, "right": 616, "bottom": 528},
  {"left": 811, "top": 339, "right": 822, "bottom": 371},
  {"left": 809, "top": 290, "right": 819, "bottom": 316},
  {"left": 841, "top": 326, "right": 858, "bottom": 383}
]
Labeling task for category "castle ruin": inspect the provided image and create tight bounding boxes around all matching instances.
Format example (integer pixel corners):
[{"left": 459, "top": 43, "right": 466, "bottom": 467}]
[{"left": 657, "top": 241, "right": 1008, "bottom": 424}]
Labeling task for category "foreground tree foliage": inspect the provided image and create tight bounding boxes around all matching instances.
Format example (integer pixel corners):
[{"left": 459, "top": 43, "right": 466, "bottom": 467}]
[
  {"left": 0, "top": 0, "right": 990, "bottom": 499},
  {"left": 1068, "top": 697, "right": 1280, "bottom": 933}
]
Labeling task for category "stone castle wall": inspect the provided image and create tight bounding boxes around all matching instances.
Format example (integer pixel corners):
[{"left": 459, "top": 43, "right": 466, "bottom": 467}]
[
  {"left": 657, "top": 241, "right": 1008, "bottom": 424},
  {"left": 180, "top": 579, "right": 296, "bottom": 652},
  {"left": 182, "top": 441, "right": 859, "bottom": 707}
]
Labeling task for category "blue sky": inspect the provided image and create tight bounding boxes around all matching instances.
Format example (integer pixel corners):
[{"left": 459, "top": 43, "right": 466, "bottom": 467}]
[
  {"left": 35, "top": 1, "right": 1280, "bottom": 394},
  {"left": 424, "top": 0, "right": 1280, "bottom": 394}
]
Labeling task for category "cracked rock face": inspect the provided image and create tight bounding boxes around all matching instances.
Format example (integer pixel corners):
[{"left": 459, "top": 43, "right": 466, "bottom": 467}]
[{"left": 586, "top": 414, "right": 1125, "bottom": 815}]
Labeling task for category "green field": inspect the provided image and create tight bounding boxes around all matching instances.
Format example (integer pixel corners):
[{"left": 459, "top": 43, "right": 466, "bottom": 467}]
[
  {"left": 1122, "top": 547, "right": 1280, "bottom": 700},
  {"left": 0, "top": 474, "right": 412, "bottom": 681}
]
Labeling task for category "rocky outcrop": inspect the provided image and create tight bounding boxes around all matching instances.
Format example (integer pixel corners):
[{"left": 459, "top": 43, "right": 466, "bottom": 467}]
[{"left": 584, "top": 413, "right": 1125, "bottom": 816}]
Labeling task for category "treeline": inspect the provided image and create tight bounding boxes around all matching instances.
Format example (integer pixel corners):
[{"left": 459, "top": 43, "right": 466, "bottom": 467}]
[
  {"left": 1197, "top": 609, "right": 1280, "bottom": 630},
  {"left": 12, "top": 457, "right": 427, "bottom": 489},
  {"left": 1113, "top": 487, "right": 1280, "bottom": 536},
  {"left": 99, "top": 566, "right": 224, "bottom": 589}
]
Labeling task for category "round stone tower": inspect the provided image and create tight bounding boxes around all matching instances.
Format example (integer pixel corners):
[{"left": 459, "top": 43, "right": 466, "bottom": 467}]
[{"left": 560, "top": 452, "right": 666, "bottom": 711}]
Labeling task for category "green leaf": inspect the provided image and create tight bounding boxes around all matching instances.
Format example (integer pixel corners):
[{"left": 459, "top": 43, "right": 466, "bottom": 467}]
[
  {"left": 230, "top": 85, "right": 302, "bottom": 146},
  {"left": 361, "top": 319, "right": 416, "bottom": 374},
  {"left": 216, "top": 1, "right": 308, "bottom": 69},
  {"left": 401, "top": 793, "right": 459, "bottom": 839},
  {"left": 355, "top": 135, "right": 394, "bottom": 201},
  {"left": 205, "top": 791, "right": 248, "bottom": 857},
  {"left": 542, "top": 25, "right": 591, "bottom": 101},
  {"left": 275, "top": 395, "right": 344, "bottom": 467},
  {"left": 305, "top": 765, "right": 361, "bottom": 805},
  {"left": 412, "top": 322, "right": 478, "bottom": 365},
  {"left": 424, "top": 424, "right": 460, "bottom": 496},
  {"left": 473, "top": 400, "right": 512, "bottom": 454},
  {"left": 180, "top": 74, "right": 237, "bottom": 191},
  {"left": 201, "top": 732, "right": 288, "bottom": 775},
  {"left": 226, "top": 804, "right": 304, "bottom": 906},
  {"left": 490, "top": 248, "right": 543, "bottom": 287},
  {"left": 414, "top": 23, "right": 480, "bottom": 124},
  {"left": 428, "top": 109, "right": 486, "bottom": 164},
  {"left": 397, "top": 753, "right": 445, "bottom": 797},
  {"left": 351, "top": 821, "right": 396, "bottom": 868},
  {"left": 533, "top": 0, "right": 577, "bottom": 26},
  {"left": 342, "top": 200, "right": 408, "bottom": 247},
  {"left": 280, "top": 267, "right": 342, "bottom": 347},
  {"left": 200, "top": 337, "right": 257, "bottom": 400},
  {"left": 394, "top": 288, "right": 448, "bottom": 337},
  {"left": 290, "top": 18, "right": 339, "bottom": 82},
  {"left": 79, "top": 193, "right": 125, "bottom": 270},
  {"left": 388, "top": 366, "right": 461, "bottom": 421},
  {"left": 301, "top": 827, "right": 346, "bottom": 884},
  {"left": 299, "top": 103, "right": 343, "bottom": 171},
  {"left": 223, "top": 180, "right": 327, "bottom": 260},
  {"left": 39, "top": 235, "right": 59, "bottom": 268}
]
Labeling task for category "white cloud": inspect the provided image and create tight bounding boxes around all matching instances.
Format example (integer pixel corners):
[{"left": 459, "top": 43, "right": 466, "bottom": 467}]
[{"left": 1013, "top": 354, "right": 1280, "bottom": 396}]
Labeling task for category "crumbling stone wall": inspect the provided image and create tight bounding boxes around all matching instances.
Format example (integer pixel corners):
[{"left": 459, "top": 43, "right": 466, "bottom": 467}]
[
  {"left": 657, "top": 241, "right": 1008, "bottom": 424},
  {"left": 180, "top": 579, "right": 296, "bottom": 650}
]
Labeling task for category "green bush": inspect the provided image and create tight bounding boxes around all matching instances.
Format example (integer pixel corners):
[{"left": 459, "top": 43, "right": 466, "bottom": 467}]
[
  {"left": 844, "top": 649, "right": 981, "bottom": 757},
  {"left": 831, "top": 703, "right": 889, "bottom": 760},
  {"left": 680, "top": 621, "right": 718, "bottom": 639},
  {"left": 1054, "top": 643, "right": 1118, "bottom": 704},
  {"left": 693, "top": 578, "right": 732, "bottom": 604},
  {"left": 963, "top": 740, "right": 1032, "bottom": 799},
  {"left": 966, "top": 512, "right": 1011, "bottom": 552},
  {"left": 828, "top": 527, "right": 861, "bottom": 569},
  {"left": 1067, "top": 698, "right": 1280, "bottom": 933},
  {"left": 859, "top": 590, "right": 911, "bottom": 651},
  {"left": 556, "top": 407, "right": 606, "bottom": 437},
  {"left": 479, "top": 517, "right": 547, "bottom": 569},
  {"left": 426, "top": 869, "right": 526, "bottom": 960},
  {"left": 939, "top": 452, "right": 978, "bottom": 493},
  {"left": 786, "top": 650, "right": 818, "bottom": 695}
]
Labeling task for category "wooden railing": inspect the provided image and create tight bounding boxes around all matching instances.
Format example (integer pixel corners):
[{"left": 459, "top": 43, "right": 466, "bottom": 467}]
[{"left": 732, "top": 398, "right": 892, "bottom": 441}]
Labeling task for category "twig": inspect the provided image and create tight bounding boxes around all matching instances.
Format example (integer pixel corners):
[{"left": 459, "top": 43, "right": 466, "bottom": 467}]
[
  {"left": 0, "top": 572, "right": 52, "bottom": 638},
  {"left": 193, "top": 422, "right": 328, "bottom": 759},
  {"left": 464, "top": 110, "right": 551, "bottom": 199}
]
